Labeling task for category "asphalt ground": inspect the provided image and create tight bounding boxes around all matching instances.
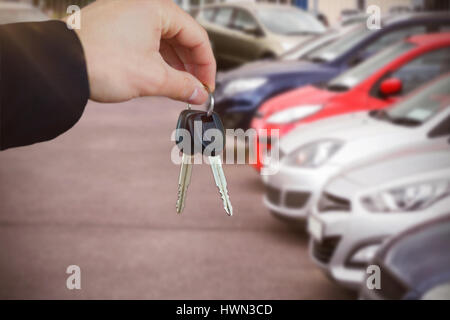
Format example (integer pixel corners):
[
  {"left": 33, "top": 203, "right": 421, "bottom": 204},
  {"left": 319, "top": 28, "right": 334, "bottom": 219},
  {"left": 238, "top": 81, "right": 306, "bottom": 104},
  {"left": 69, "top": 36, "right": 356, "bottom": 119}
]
[{"left": 0, "top": 97, "right": 354, "bottom": 299}]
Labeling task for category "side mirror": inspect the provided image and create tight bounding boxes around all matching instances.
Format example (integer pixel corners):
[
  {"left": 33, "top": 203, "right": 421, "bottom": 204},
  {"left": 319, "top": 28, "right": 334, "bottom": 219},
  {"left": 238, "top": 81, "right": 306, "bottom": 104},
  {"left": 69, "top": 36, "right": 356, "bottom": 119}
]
[{"left": 379, "top": 78, "right": 402, "bottom": 97}]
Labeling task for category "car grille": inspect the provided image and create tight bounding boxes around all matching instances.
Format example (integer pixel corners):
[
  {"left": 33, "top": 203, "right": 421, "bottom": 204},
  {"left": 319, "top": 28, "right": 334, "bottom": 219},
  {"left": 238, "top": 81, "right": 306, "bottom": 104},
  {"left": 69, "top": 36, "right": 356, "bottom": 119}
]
[
  {"left": 266, "top": 185, "right": 281, "bottom": 205},
  {"left": 318, "top": 192, "right": 351, "bottom": 213},
  {"left": 285, "top": 191, "right": 310, "bottom": 209},
  {"left": 312, "top": 236, "right": 341, "bottom": 264}
]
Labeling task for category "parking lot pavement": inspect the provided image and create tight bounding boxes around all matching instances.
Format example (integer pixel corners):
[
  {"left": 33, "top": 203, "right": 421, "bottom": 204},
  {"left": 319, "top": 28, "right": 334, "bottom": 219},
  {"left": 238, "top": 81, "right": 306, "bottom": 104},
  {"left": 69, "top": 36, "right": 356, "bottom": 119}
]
[{"left": 0, "top": 97, "right": 354, "bottom": 299}]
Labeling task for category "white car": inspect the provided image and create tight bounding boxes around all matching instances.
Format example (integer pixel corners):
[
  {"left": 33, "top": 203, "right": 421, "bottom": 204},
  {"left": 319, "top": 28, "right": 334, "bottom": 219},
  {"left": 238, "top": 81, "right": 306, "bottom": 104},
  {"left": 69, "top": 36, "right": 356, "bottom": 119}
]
[
  {"left": 308, "top": 148, "right": 450, "bottom": 290},
  {"left": 263, "top": 75, "right": 450, "bottom": 220}
]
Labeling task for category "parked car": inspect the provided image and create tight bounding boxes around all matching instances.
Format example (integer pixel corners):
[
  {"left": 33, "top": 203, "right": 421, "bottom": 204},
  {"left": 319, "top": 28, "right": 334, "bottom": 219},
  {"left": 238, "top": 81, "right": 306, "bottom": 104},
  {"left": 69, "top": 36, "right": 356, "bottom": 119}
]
[
  {"left": 252, "top": 32, "right": 450, "bottom": 169},
  {"left": 0, "top": 2, "right": 48, "bottom": 24},
  {"left": 263, "top": 73, "right": 450, "bottom": 221},
  {"left": 308, "top": 147, "right": 450, "bottom": 290},
  {"left": 196, "top": 2, "right": 326, "bottom": 69},
  {"left": 213, "top": 12, "right": 450, "bottom": 130},
  {"left": 360, "top": 215, "right": 450, "bottom": 300}
]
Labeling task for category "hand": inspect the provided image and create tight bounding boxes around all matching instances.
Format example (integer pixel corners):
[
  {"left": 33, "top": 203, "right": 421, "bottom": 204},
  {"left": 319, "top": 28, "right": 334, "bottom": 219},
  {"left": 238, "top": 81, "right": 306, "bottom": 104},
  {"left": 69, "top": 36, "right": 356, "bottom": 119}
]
[{"left": 73, "top": 0, "right": 215, "bottom": 104}]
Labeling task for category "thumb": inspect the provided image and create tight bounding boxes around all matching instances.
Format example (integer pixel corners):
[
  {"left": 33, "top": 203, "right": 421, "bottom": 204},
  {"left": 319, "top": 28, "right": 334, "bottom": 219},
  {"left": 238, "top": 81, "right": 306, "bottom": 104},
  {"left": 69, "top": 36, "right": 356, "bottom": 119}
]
[{"left": 154, "top": 61, "right": 209, "bottom": 105}]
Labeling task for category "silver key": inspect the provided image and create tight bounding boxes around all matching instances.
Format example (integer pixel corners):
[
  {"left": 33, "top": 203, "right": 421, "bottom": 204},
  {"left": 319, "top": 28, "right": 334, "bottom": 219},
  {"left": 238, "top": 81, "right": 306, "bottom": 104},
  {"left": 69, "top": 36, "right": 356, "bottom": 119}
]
[
  {"left": 209, "top": 155, "right": 233, "bottom": 216},
  {"left": 176, "top": 153, "right": 193, "bottom": 214},
  {"left": 176, "top": 103, "right": 194, "bottom": 214}
]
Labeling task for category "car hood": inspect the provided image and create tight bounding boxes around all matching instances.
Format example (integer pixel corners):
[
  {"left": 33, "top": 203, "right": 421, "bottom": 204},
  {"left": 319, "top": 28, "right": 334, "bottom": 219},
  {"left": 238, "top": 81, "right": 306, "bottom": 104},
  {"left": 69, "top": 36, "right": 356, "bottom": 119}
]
[
  {"left": 280, "top": 111, "right": 392, "bottom": 153},
  {"left": 259, "top": 85, "right": 337, "bottom": 116},
  {"left": 280, "top": 111, "right": 428, "bottom": 167},
  {"left": 325, "top": 147, "right": 450, "bottom": 197},
  {"left": 217, "top": 59, "right": 331, "bottom": 81}
]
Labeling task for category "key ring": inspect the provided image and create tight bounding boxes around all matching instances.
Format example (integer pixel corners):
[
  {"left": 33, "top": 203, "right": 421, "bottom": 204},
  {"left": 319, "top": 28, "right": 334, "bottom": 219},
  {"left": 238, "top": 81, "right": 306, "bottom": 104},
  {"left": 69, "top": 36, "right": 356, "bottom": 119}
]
[{"left": 204, "top": 85, "right": 214, "bottom": 117}]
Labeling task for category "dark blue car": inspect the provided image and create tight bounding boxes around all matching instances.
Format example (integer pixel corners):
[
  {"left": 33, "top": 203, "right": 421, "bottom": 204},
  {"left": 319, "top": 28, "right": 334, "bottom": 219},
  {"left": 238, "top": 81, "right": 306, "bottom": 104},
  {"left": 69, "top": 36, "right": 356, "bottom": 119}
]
[
  {"left": 360, "top": 215, "right": 450, "bottom": 300},
  {"left": 214, "top": 12, "right": 450, "bottom": 129}
]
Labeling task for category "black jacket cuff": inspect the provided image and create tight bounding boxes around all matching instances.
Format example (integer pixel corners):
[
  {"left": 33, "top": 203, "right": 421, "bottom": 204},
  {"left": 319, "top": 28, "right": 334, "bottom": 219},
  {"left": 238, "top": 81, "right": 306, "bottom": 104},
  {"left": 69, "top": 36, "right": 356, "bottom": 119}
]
[{"left": 0, "top": 20, "right": 90, "bottom": 150}]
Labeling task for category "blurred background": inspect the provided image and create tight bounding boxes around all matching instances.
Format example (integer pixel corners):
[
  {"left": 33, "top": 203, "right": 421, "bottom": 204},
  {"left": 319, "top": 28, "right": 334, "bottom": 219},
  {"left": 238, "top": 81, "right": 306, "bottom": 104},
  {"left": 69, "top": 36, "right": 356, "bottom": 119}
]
[{"left": 0, "top": 0, "right": 449, "bottom": 300}]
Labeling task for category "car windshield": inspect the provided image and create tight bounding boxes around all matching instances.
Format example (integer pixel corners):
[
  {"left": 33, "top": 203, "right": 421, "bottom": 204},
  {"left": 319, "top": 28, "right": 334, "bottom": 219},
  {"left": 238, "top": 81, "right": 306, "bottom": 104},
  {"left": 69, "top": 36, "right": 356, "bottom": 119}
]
[
  {"left": 279, "top": 30, "right": 339, "bottom": 61},
  {"left": 376, "top": 75, "right": 450, "bottom": 126},
  {"left": 256, "top": 8, "right": 326, "bottom": 35},
  {"left": 305, "top": 25, "right": 372, "bottom": 62},
  {"left": 327, "top": 41, "right": 415, "bottom": 91},
  {"left": 0, "top": 8, "right": 47, "bottom": 24}
]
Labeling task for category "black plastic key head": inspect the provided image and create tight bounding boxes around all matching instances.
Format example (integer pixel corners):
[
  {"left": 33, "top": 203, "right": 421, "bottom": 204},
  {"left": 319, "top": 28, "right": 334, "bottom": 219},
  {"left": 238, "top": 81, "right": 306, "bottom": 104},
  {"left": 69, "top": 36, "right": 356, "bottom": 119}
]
[
  {"left": 175, "top": 110, "right": 225, "bottom": 156},
  {"left": 175, "top": 109, "right": 200, "bottom": 155},
  {"left": 187, "top": 111, "right": 225, "bottom": 157}
]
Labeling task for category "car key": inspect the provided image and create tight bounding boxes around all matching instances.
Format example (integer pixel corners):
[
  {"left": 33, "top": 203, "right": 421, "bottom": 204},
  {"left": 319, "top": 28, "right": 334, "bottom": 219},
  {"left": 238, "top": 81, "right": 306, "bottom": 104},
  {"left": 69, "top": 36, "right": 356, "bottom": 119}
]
[
  {"left": 175, "top": 105, "right": 198, "bottom": 214},
  {"left": 184, "top": 110, "right": 232, "bottom": 216},
  {"left": 174, "top": 92, "right": 233, "bottom": 216}
]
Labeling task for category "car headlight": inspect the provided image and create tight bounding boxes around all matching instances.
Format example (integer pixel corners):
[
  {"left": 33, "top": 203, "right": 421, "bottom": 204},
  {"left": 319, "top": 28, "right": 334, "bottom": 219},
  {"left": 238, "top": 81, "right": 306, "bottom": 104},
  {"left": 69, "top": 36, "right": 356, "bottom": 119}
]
[
  {"left": 348, "top": 243, "right": 381, "bottom": 267},
  {"left": 361, "top": 179, "right": 450, "bottom": 213},
  {"left": 284, "top": 139, "right": 342, "bottom": 168},
  {"left": 223, "top": 78, "right": 267, "bottom": 96},
  {"left": 266, "top": 105, "right": 322, "bottom": 124}
]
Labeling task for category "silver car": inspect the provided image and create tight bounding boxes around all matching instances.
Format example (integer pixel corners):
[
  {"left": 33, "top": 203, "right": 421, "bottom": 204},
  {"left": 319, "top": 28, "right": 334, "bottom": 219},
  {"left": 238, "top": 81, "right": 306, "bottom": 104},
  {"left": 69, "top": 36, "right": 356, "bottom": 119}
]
[
  {"left": 263, "top": 75, "right": 450, "bottom": 221},
  {"left": 307, "top": 148, "right": 450, "bottom": 290}
]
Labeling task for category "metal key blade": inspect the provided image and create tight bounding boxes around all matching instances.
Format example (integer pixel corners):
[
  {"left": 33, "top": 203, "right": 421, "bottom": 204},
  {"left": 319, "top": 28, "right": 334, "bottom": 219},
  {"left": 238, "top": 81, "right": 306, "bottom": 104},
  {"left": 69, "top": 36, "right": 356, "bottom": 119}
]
[
  {"left": 176, "top": 153, "right": 193, "bottom": 214},
  {"left": 208, "top": 155, "right": 233, "bottom": 216}
]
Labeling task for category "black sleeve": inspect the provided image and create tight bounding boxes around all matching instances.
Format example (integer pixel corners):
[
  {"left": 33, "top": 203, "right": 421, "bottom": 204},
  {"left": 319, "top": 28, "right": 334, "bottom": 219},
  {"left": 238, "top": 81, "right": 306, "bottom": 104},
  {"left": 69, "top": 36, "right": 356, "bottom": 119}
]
[{"left": 0, "top": 20, "right": 90, "bottom": 150}]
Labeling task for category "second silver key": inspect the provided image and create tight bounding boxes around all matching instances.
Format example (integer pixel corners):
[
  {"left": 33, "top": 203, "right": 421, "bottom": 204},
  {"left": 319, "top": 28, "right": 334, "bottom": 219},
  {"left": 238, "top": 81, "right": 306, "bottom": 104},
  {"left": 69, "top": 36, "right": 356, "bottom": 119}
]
[{"left": 209, "top": 155, "right": 233, "bottom": 216}]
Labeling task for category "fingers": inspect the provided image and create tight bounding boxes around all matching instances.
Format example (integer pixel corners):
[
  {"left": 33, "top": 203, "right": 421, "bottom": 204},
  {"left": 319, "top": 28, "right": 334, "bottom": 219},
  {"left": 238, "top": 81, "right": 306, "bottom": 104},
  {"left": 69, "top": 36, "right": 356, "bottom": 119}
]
[
  {"left": 159, "top": 41, "right": 186, "bottom": 72},
  {"left": 160, "top": 3, "right": 216, "bottom": 91},
  {"left": 147, "top": 55, "right": 209, "bottom": 104}
]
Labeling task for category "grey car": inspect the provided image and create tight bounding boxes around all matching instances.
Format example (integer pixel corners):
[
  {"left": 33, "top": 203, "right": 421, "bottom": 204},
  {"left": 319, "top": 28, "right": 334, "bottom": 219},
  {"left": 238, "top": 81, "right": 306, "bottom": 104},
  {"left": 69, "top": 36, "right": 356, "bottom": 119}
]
[
  {"left": 196, "top": 2, "right": 326, "bottom": 68},
  {"left": 360, "top": 215, "right": 450, "bottom": 300}
]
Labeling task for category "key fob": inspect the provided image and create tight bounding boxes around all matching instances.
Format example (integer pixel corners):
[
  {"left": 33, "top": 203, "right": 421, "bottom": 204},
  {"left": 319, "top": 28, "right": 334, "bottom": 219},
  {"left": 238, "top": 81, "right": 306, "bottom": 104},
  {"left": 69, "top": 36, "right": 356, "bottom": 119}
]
[
  {"left": 186, "top": 111, "right": 225, "bottom": 157},
  {"left": 175, "top": 109, "right": 201, "bottom": 154}
]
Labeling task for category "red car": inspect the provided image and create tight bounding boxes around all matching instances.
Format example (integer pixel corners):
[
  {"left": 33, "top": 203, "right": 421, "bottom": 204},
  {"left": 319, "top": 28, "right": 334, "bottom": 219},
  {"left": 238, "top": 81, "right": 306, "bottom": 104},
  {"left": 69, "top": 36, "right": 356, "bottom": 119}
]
[{"left": 251, "top": 32, "right": 450, "bottom": 170}]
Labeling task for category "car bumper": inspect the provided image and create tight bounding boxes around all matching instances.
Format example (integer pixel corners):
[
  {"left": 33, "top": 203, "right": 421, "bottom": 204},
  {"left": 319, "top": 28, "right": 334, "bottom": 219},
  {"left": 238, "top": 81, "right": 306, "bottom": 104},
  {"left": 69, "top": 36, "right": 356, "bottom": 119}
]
[
  {"left": 307, "top": 206, "right": 444, "bottom": 290},
  {"left": 263, "top": 165, "right": 340, "bottom": 220}
]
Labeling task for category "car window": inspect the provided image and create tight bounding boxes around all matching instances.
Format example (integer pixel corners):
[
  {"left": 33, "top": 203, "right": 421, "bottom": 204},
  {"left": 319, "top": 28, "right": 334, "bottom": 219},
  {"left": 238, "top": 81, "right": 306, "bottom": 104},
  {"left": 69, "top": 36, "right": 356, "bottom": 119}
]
[
  {"left": 429, "top": 115, "right": 450, "bottom": 137},
  {"left": 200, "top": 8, "right": 216, "bottom": 22},
  {"left": 306, "top": 25, "right": 371, "bottom": 62},
  {"left": 232, "top": 9, "right": 258, "bottom": 32},
  {"left": 214, "top": 7, "right": 234, "bottom": 27},
  {"left": 388, "top": 47, "right": 450, "bottom": 95},
  {"left": 256, "top": 7, "right": 325, "bottom": 36},
  {"left": 327, "top": 41, "right": 415, "bottom": 90},
  {"left": 383, "top": 75, "right": 450, "bottom": 127},
  {"left": 361, "top": 26, "right": 426, "bottom": 56}
]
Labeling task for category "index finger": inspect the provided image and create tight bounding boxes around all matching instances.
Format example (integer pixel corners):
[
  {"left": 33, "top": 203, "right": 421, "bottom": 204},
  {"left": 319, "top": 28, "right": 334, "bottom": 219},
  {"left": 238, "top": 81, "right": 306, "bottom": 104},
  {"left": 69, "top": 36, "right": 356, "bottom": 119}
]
[{"left": 160, "top": 3, "right": 216, "bottom": 91}]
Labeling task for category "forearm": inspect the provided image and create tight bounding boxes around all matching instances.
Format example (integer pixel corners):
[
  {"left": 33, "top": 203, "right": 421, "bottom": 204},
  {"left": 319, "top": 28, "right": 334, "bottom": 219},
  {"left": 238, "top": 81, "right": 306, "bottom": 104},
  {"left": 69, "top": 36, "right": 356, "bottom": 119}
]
[{"left": 0, "top": 20, "right": 89, "bottom": 150}]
